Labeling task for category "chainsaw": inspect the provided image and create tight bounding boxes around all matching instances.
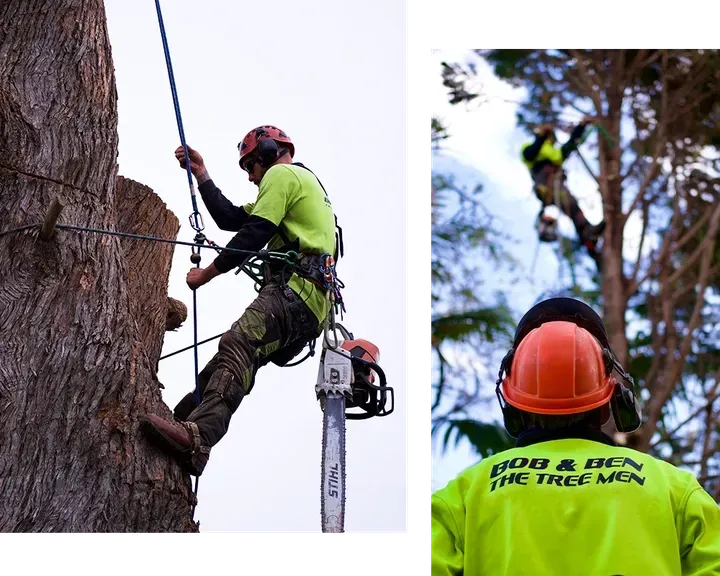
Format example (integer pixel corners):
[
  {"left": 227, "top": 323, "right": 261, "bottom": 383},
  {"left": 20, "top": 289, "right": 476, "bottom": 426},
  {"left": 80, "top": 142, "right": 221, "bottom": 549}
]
[{"left": 315, "top": 321, "right": 394, "bottom": 533}]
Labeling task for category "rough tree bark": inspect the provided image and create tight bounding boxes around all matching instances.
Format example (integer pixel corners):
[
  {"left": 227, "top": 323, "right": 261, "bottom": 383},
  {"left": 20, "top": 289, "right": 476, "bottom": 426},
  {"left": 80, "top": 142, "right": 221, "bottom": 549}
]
[
  {"left": 115, "top": 175, "right": 186, "bottom": 375},
  {"left": 0, "top": 0, "right": 197, "bottom": 531}
]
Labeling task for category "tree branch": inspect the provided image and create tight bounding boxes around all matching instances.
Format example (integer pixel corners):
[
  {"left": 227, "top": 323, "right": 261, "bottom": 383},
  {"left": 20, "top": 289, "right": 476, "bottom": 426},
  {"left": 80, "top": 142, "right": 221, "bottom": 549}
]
[
  {"left": 625, "top": 48, "right": 650, "bottom": 84},
  {"left": 39, "top": 198, "right": 64, "bottom": 241},
  {"left": 627, "top": 181, "right": 681, "bottom": 293},
  {"left": 657, "top": 202, "right": 720, "bottom": 408},
  {"left": 629, "top": 200, "right": 650, "bottom": 289},
  {"left": 619, "top": 154, "right": 646, "bottom": 186},
  {"left": 700, "top": 399, "right": 715, "bottom": 479},
  {"left": 621, "top": 51, "right": 669, "bottom": 228},
  {"left": 673, "top": 206, "right": 714, "bottom": 253},
  {"left": 651, "top": 373, "right": 720, "bottom": 450},
  {"left": 671, "top": 261, "right": 720, "bottom": 302},
  {"left": 665, "top": 52, "right": 712, "bottom": 118},
  {"left": 568, "top": 49, "right": 604, "bottom": 112}
]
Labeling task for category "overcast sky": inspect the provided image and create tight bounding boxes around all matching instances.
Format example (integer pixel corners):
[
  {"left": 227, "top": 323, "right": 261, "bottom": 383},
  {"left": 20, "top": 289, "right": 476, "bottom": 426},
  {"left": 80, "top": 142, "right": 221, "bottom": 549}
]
[{"left": 105, "top": 0, "right": 405, "bottom": 533}]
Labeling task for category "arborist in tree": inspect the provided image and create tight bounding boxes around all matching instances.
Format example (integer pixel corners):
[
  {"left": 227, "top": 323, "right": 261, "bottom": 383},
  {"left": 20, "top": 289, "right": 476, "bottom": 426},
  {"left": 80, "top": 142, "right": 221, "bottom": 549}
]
[
  {"left": 140, "top": 125, "right": 338, "bottom": 476},
  {"left": 522, "top": 119, "right": 605, "bottom": 260},
  {"left": 432, "top": 297, "right": 720, "bottom": 576}
]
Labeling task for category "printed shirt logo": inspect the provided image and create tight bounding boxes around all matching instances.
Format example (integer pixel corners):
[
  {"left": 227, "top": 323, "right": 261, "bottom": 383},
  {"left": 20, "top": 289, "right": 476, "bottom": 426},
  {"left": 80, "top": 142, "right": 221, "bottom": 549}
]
[{"left": 488, "top": 456, "right": 646, "bottom": 492}]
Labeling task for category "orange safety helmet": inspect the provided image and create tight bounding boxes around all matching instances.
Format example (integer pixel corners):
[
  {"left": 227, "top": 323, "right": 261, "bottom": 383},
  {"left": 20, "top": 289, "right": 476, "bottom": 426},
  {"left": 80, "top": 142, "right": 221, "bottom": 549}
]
[
  {"left": 238, "top": 125, "right": 294, "bottom": 166},
  {"left": 501, "top": 321, "right": 615, "bottom": 415},
  {"left": 496, "top": 297, "right": 642, "bottom": 436}
]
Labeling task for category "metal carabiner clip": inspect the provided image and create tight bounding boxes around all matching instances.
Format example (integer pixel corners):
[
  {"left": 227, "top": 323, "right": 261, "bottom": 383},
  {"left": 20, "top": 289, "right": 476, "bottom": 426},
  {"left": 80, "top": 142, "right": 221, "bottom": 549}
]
[{"left": 188, "top": 211, "right": 205, "bottom": 233}]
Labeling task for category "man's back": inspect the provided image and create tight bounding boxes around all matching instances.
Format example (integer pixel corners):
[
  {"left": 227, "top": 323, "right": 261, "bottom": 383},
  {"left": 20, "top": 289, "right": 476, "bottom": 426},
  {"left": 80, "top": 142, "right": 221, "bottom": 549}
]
[{"left": 432, "top": 434, "right": 720, "bottom": 576}]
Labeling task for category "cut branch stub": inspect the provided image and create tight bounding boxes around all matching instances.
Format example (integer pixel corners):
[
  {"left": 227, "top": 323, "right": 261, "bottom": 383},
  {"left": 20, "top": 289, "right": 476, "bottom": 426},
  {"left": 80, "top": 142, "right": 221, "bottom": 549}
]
[
  {"left": 39, "top": 198, "right": 64, "bottom": 240},
  {"left": 166, "top": 297, "right": 187, "bottom": 331}
]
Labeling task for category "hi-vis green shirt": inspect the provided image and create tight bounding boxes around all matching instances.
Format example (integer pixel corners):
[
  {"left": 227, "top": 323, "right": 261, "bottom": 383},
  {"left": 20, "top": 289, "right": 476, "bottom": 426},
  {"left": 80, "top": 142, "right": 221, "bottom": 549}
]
[
  {"left": 432, "top": 437, "right": 720, "bottom": 576},
  {"left": 243, "top": 164, "right": 336, "bottom": 323},
  {"left": 203, "top": 163, "right": 336, "bottom": 324}
]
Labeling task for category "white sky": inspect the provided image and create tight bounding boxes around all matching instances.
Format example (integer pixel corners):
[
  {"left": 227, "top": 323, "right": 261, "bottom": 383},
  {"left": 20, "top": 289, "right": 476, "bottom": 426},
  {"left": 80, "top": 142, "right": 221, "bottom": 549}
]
[{"left": 104, "top": 0, "right": 405, "bottom": 534}]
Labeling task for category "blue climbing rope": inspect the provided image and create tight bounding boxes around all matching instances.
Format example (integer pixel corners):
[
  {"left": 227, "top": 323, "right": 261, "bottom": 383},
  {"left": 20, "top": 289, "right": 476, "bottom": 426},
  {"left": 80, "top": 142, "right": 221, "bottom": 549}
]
[
  {"left": 153, "top": 0, "right": 202, "bottom": 226},
  {"left": 154, "top": 0, "right": 202, "bottom": 516}
]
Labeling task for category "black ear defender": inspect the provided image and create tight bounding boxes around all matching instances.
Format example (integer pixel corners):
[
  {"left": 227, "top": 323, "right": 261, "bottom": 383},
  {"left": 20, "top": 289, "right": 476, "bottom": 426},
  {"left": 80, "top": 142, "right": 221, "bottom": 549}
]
[
  {"left": 496, "top": 298, "right": 643, "bottom": 437},
  {"left": 495, "top": 348, "right": 525, "bottom": 438},
  {"left": 257, "top": 137, "right": 279, "bottom": 167},
  {"left": 606, "top": 352, "right": 642, "bottom": 433}
]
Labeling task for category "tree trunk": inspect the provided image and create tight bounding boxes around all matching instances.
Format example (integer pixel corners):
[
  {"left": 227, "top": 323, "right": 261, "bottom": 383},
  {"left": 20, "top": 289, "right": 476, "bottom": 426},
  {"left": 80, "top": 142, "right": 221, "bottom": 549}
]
[
  {"left": 115, "top": 175, "right": 186, "bottom": 376},
  {"left": 597, "top": 83, "right": 631, "bottom": 441},
  {"left": 0, "top": 0, "right": 196, "bottom": 532}
]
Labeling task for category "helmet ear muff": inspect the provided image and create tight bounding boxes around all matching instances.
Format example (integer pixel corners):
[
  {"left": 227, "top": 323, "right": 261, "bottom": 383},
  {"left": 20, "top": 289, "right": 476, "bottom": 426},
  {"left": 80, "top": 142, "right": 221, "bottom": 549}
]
[
  {"left": 495, "top": 348, "right": 523, "bottom": 437},
  {"left": 257, "top": 137, "right": 279, "bottom": 167}
]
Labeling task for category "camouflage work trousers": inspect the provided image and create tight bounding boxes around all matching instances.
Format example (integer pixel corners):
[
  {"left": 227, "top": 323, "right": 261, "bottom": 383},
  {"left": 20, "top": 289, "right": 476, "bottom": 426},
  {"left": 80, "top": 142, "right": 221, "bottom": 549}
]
[
  {"left": 532, "top": 170, "right": 589, "bottom": 239},
  {"left": 173, "top": 281, "right": 320, "bottom": 448}
]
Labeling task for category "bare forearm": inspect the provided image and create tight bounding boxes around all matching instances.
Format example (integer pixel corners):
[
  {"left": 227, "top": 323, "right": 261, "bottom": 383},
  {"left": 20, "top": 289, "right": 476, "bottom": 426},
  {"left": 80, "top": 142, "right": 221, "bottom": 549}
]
[
  {"left": 202, "top": 262, "right": 222, "bottom": 282},
  {"left": 195, "top": 168, "right": 211, "bottom": 185}
]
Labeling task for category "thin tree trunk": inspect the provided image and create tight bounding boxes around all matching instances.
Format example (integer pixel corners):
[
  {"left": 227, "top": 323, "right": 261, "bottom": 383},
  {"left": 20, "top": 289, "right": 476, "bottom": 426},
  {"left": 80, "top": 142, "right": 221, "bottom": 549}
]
[
  {"left": 596, "top": 82, "right": 631, "bottom": 441},
  {"left": 0, "top": 0, "right": 196, "bottom": 532}
]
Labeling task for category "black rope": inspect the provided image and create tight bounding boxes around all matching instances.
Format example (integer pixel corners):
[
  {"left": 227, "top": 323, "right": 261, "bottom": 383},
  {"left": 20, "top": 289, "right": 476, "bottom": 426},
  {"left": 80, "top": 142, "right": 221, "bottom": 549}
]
[
  {"left": 0, "top": 224, "right": 40, "bottom": 237},
  {"left": 159, "top": 333, "right": 223, "bottom": 361},
  {"left": 0, "top": 222, "right": 297, "bottom": 263}
]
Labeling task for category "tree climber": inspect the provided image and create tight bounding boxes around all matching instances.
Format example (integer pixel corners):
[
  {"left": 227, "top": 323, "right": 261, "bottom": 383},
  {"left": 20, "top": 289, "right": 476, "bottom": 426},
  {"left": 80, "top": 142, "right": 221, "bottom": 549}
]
[
  {"left": 140, "top": 125, "right": 337, "bottom": 476},
  {"left": 521, "top": 120, "right": 605, "bottom": 260}
]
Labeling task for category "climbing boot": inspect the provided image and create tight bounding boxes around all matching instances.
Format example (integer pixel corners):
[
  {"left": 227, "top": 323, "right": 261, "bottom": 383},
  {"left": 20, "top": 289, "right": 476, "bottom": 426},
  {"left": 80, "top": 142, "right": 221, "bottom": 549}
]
[{"left": 139, "top": 414, "right": 210, "bottom": 476}]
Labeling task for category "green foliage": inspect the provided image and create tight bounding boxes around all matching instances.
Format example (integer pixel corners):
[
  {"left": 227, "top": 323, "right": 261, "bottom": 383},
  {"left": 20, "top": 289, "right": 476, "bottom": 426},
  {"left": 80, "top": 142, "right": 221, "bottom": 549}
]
[
  {"left": 431, "top": 117, "right": 516, "bottom": 454},
  {"left": 433, "top": 419, "right": 514, "bottom": 458},
  {"left": 432, "top": 307, "right": 513, "bottom": 346}
]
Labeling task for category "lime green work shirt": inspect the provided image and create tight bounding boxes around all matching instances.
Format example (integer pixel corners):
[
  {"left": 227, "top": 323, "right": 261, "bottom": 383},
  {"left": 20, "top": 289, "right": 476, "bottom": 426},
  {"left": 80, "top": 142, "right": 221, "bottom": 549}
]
[
  {"left": 243, "top": 163, "right": 336, "bottom": 323},
  {"left": 432, "top": 439, "right": 720, "bottom": 576},
  {"left": 521, "top": 139, "right": 564, "bottom": 169}
]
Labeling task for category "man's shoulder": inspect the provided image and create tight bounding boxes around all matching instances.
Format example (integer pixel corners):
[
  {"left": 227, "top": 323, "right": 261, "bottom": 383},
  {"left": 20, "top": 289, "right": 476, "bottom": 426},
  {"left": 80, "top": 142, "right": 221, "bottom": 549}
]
[{"left": 264, "top": 164, "right": 314, "bottom": 186}]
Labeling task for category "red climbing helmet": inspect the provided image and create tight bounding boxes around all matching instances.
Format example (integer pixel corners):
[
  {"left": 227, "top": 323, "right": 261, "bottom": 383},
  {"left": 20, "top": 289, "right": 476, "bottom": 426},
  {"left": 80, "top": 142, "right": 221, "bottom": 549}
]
[{"left": 238, "top": 125, "right": 294, "bottom": 165}]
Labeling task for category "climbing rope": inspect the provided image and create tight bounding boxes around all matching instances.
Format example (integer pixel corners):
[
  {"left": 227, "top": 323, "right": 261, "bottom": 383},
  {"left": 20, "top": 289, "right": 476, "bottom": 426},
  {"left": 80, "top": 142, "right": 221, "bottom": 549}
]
[
  {"left": 153, "top": 0, "right": 202, "bottom": 414},
  {"left": 154, "top": 0, "right": 206, "bottom": 519},
  {"left": 576, "top": 123, "right": 616, "bottom": 149}
]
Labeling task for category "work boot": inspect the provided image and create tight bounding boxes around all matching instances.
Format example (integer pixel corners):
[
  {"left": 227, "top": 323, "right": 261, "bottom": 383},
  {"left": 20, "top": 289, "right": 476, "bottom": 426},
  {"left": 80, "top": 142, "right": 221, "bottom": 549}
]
[
  {"left": 139, "top": 414, "right": 210, "bottom": 476},
  {"left": 142, "top": 369, "right": 244, "bottom": 476}
]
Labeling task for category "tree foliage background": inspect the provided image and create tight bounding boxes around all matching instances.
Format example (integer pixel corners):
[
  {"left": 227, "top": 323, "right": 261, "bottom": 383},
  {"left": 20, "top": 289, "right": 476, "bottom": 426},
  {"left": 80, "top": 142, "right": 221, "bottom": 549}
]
[{"left": 433, "top": 49, "right": 720, "bottom": 500}]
